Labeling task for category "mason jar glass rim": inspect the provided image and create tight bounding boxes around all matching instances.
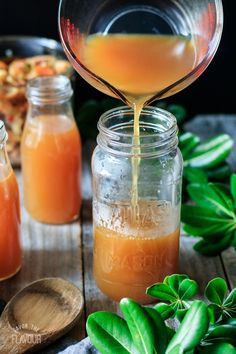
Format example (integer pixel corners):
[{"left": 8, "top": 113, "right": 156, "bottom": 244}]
[{"left": 97, "top": 106, "right": 179, "bottom": 157}]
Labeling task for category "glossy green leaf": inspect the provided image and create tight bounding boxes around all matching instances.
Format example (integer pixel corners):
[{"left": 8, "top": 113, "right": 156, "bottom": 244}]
[
  {"left": 230, "top": 174, "right": 236, "bottom": 208},
  {"left": 187, "top": 183, "right": 235, "bottom": 218},
  {"left": 164, "top": 274, "right": 188, "bottom": 295},
  {"left": 184, "top": 167, "right": 208, "bottom": 184},
  {"left": 204, "top": 324, "right": 236, "bottom": 346},
  {"left": 176, "top": 308, "right": 188, "bottom": 322},
  {"left": 178, "top": 278, "right": 198, "bottom": 300},
  {"left": 179, "top": 133, "right": 200, "bottom": 160},
  {"left": 205, "top": 278, "right": 228, "bottom": 305},
  {"left": 153, "top": 303, "right": 175, "bottom": 320},
  {"left": 198, "top": 343, "right": 236, "bottom": 354},
  {"left": 194, "top": 233, "right": 233, "bottom": 256},
  {"left": 86, "top": 311, "right": 136, "bottom": 354},
  {"left": 145, "top": 307, "right": 167, "bottom": 354},
  {"left": 146, "top": 283, "right": 177, "bottom": 301},
  {"left": 166, "top": 301, "right": 209, "bottom": 353},
  {"left": 166, "top": 344, "right": 183, "bottom": 354},
  {"left": 207, "top": 304, "right": 222, "bottom": 323},
  {"left": 120, "top": 298, "right": 155, "bottom": 354},
  {"left": 181, "top": 205, "right": 231, "bottom": 227},
  {"left": 191, "top": 134, "right": 232, "bottom": 154},
  {"left": 184, "top": 135, "right": 233, "bottom": 169},
  {"left": 207, "top": 164, "right": 232, "bottom": 181},
  {"left": 183, "top": 223, "right": 233, "bottom": 239}
]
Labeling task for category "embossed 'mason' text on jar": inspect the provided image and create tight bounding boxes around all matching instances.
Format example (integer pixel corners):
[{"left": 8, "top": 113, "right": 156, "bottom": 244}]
[{"left": 92, "top": 106, "right": 183, "bottom": 304}]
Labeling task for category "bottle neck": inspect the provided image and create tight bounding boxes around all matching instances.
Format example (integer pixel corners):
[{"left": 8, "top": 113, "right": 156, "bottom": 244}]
[
  {"left": 0, "top": 122, "right": 11, "bottom": 177},
  {"left": 97, "top": 106, "right": 178, "bottom": 158}
]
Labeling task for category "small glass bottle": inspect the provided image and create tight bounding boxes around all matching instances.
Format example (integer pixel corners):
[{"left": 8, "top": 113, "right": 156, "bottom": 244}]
[
  {"left": 21, "top": 76, "right": 81, "bottom": 224},
  {"left": 92, "top": 106, "right": 183, "bottom": 304},
  {"left": 0, "top": 120, "right": 21, "bottom": 280}
]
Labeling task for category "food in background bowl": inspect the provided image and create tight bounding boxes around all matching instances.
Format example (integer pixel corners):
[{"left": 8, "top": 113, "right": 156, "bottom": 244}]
[{"left": 0, "top": 37, "right": 74, "bottom": 165}]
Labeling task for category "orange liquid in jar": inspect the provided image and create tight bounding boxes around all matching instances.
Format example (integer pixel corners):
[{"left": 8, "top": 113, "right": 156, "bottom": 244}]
[
  {"left": 0, "top": 169, "right": 21, "bottom": 280},
  {"left": 94, "top": 202, "right": 180, "bottom": 304},
  {"left": 78, "top": 34, "right": 196, "bottom": 99},
  {"left": 21, "top": 115, "right": 81, "bottom": 224}
]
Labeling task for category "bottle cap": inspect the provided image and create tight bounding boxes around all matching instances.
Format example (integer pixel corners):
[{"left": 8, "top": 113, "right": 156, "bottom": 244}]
[{"left": 0, "top": 120, "right": 8, "bottom": 144}]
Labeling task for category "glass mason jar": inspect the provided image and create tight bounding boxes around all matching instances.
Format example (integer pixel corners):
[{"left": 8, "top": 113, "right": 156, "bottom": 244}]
[
  {"left": 0, "top": 120, "right": 21, "bottom": 280},
  {"left": 21, "top": 75, "right": 81, "bottom": 224},
  {"left": 92, "top": 106, "right": 183, "bottom": 304}
]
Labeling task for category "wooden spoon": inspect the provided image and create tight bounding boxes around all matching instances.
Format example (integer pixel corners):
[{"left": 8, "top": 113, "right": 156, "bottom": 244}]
[{"left": 0, "top": 277, "right": 84, "bottom": 353}]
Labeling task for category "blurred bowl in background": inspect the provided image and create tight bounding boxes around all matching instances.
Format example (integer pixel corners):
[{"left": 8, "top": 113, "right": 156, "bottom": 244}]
[{"left": 0, "top": 36, "right": 74, "bottom": 166}]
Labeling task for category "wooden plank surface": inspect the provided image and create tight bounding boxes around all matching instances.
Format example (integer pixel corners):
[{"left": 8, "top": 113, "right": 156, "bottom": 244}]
[{"left": 221, "top": 248, "right": 236, "bottom": 289}]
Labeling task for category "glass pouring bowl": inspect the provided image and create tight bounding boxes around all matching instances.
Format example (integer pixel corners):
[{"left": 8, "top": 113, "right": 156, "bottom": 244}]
[{"left": 58, "top": 0, "right": 223, "bottom": 106}]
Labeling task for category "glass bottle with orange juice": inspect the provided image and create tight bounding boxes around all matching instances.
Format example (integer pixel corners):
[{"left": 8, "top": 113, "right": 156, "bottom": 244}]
[
  {"left": 92, "top": 107, "right": 182, "bottom": 304},
  {"left": 0, "top": 120, "right": 21, "bottom": 280},
  {"left": 21, "top": 76, "right": 81, "bottom": 224}
]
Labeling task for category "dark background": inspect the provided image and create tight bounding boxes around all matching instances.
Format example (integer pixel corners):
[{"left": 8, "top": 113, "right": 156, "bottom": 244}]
[{"left": 0, "top": 0, "right": 234, "bottom": 118}]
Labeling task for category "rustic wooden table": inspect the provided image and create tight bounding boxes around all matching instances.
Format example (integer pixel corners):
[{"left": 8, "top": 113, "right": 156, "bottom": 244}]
[{"left": 0, "top": 141, "right": 235, "bottom": 350}]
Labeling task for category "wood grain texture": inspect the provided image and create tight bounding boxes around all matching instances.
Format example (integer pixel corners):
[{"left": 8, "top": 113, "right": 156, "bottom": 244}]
[
  {"left": 0, "top": 278, "right": 83, "bottom": 354},
  {"left": 221, "top": 248, "right": 236, "bottom": 289},
  {"left": 180, "top": 235, "right": 226, "bottom": 295}
]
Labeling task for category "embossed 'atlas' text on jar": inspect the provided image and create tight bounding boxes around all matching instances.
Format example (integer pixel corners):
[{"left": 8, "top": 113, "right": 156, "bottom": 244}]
[{"left": 92, "top": 106, "right": 183, "bottom": 304}]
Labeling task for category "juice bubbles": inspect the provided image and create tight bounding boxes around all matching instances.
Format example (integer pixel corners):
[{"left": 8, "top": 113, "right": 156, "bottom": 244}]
[
  {"left": 94, "top": 206, "right": 180, "bottom": 304},
  {"left": 21, "top": 76, "right": 81, "bottom": 224},
  {"left": 21, "top": 115, "right": 81, "bottom": 224},
  {"left": 0, "top": 122, "right": 21, "bottom": 280}
]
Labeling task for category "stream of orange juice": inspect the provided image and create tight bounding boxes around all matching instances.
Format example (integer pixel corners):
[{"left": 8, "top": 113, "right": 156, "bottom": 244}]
[
  {"left": 79, "top": 34, "right": 196, "bottom": 207},
  {"left": 0, "top": 169, "right": 21, "bottom": 280},
  {"left": 21, "top": 115, "right": 81, "bottom": 224},
  {"left": 79, "top": 34, "right": 193, "bottom": 301}
]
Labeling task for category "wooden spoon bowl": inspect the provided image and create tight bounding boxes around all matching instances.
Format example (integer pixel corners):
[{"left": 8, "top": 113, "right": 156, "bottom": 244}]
[{"left": 0, "top": 278, "right": 84, "bottom": 353}]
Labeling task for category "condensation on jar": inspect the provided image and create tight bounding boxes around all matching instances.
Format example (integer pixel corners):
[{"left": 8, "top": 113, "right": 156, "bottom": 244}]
[{"left": 92, "top": 106, "right": 183, "bottom": 304}]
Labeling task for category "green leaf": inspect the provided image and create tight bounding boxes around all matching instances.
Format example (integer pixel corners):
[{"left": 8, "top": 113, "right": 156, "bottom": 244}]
[
  {"left": 120, "top": 298, "right": 155, "bottom": 354},
  {"left": 205, "top": 278, "right": 228, "bottom": 305},
  {"left": 187, "top": 183, "right": 235, "bottom": 218},
  {"left": 164, "top": 274, "right": 189, "bottom": 295},
  {"left": 181, "top": 205, "right": 231, "bottom": 227},
  {"left": 86, "top": 312, "right": 136, "bottom": 354},
  {"left": 191, "top": 134, "right": 232, "bottom": 155},
  {"left": 207, "top": 304, "right": 223, "bottom": 323},
  {"left": 183, "top": 223, "right": 233, "bottom": 239},
  {"left": 198, "top": 343, "right": 236, "bottom": 354},
  {"left": 230, "top": 174, "right": 236, "bottom": 208},
  {"left": 179, "top": 133, "right": 200, "bottom": 160},
  {"left": 146, "top": 283, "right": 177, "bottom": 301},
  {"left": 178, "top": 278, "right": 199, "bottom": 300},
  {"left": 204, "top": 324, "right": 236, "bottom": 346},
  {"left": 166, "top": 301, "right": 209, "bottom": 353},
  {"left": 153, "top": 303, "right": 175, "bottom": 320},
  {"left": 184, "top": 167, "right": 208, "bottom": 184},
  {"left": 184, "top": 134, "right": 233, "bottom": 169},
  {"left": 166, "top": 344, "right": 183, "bottom": 354},
  {"left": 207, "top": 163, "right": 232, "bottom": 181},
  {"left": 145, "top": 307, "right": 167, "bottom": 354},
  {"left": 194, "top": 233, "right": 233, "bottom": 256}
]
